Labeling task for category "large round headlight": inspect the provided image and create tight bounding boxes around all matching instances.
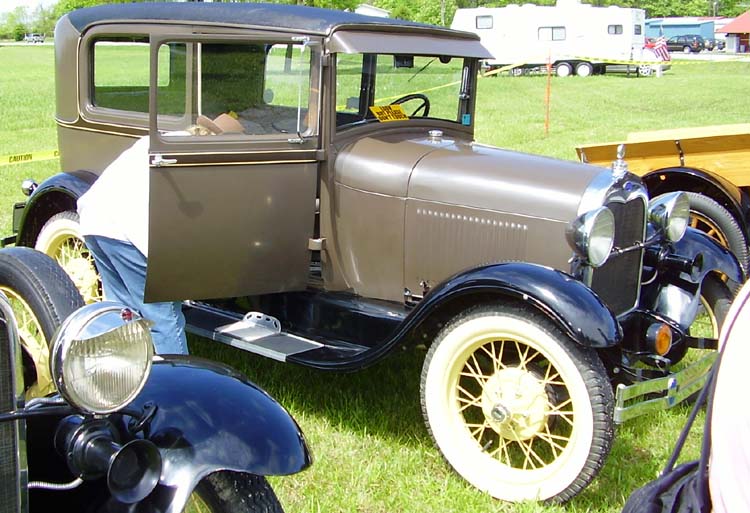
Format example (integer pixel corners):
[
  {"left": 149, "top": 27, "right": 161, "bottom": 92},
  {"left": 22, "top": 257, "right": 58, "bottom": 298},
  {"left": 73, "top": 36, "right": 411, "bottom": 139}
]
[
  {"left": 51, "top": 302, "right": 153, "bottom": 414},
  {"left": 649, "top": 192, "right": 690, "bottom": 242},
  {"left": 566, "top": 206, "right": 615, "bottom": 267}
]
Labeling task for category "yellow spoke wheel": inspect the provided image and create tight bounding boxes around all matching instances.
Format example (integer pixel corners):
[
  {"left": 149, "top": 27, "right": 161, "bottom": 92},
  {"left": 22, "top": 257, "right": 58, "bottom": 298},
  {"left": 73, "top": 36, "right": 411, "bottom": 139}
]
[
  {"left": 35, "top": 211, "right": 102, "bottom": 304},
  {"left": 421, "top": 305, "right": 613, "bottom": 503},
  {"left": 0, "top": 247, "right": 84, "bottom": 399}
]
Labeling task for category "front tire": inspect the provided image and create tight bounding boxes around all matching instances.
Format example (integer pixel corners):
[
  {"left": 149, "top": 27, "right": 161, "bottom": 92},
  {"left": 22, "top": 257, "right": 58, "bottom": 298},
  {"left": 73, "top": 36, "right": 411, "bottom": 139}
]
[
  {"left": 0, "top": 247, "right": 84, "bottom": 397},
  {"left": 420, "top": 304, "right": 614, "bottom": 503},
  {"left": 187, "top": 472, "right": 284, "bottom": 513},
  {"left": 35, "top": 210, "right": 101, "bottom": 303}
]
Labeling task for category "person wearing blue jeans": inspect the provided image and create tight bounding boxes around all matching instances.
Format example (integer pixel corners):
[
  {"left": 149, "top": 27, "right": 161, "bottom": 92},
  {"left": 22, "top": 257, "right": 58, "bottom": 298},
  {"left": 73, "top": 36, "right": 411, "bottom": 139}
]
[
  {"left": 78, "top": 116, "right": 244, "bottom": 355},
  {"left": 83, "top": 234, "right": 188, "bottom": 355}
]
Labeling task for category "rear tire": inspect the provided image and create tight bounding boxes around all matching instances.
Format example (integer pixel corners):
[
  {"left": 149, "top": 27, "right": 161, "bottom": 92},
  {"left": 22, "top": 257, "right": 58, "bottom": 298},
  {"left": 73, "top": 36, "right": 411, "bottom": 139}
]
[
  {"left": 575, "top": 62, "right": 593, "bottom": 77},
  {"left": 35, "top": 210, "right": 101, "bottom": 303},
  {"left": 0, "top": 247, "right": 84, "bottom": 397}
]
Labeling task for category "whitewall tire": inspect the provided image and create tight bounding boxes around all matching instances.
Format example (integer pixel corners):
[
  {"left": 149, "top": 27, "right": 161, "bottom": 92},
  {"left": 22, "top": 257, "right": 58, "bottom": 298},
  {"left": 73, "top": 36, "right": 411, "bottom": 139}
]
[{"left": 420, "top": 304, "right": 613, "bottom": 503}]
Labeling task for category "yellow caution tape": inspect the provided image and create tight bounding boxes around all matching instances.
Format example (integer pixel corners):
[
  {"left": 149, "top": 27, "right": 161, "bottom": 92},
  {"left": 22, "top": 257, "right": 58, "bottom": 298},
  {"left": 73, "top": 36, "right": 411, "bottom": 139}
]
[{"left": 1, "top": 149, "right": 59, "bottom": 167}]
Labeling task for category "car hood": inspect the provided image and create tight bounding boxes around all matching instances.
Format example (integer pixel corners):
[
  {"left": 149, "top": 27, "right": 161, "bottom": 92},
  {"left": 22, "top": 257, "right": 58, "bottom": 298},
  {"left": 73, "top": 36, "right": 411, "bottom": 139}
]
[{"left": 335, "top": 132, "right": 610, "bottom": 222}]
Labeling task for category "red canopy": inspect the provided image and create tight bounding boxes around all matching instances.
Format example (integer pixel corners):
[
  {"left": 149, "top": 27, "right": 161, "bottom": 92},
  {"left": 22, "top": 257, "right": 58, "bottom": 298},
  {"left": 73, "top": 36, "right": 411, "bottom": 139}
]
[{"left": 718, "top": 11, "right": 750, "bottom": 34}]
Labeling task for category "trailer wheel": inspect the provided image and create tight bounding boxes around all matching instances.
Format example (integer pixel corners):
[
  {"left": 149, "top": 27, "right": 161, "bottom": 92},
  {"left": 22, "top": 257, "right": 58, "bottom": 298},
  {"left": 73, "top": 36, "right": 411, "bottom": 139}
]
[
  {"left": 575, "top": 62, "right": 593, "bottom": 77},
  {"left": 637, "top": 64, "right": 653, "bottom": 77},
  {"left": 555, "top": 62, "right": 572, "bottom": 77}
]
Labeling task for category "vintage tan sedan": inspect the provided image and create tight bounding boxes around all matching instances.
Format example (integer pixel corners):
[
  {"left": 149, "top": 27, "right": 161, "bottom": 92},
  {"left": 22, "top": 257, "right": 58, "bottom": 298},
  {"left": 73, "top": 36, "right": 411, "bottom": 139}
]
[{"left": 3, "top": 2, "right": 742, "bottom": 503}]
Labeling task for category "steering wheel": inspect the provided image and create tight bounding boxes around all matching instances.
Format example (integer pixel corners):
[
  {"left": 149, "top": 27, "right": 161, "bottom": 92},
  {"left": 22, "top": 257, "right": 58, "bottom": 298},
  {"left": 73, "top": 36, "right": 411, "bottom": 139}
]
[{"left": 391, "top": 93, "right": 430, "bottom": 117}]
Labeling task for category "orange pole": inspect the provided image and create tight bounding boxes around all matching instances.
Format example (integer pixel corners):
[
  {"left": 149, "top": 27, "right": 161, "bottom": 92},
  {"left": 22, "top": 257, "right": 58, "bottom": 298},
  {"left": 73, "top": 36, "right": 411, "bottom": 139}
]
[{"left": 545, "top": 51, "right": 552, "bottom": 136}]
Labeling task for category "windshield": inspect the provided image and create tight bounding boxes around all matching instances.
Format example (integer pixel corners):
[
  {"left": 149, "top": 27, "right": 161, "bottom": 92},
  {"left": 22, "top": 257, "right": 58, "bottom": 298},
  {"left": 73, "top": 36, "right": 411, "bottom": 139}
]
[{"left": 335, "top": 53, "right": 472, "bottom": 130}]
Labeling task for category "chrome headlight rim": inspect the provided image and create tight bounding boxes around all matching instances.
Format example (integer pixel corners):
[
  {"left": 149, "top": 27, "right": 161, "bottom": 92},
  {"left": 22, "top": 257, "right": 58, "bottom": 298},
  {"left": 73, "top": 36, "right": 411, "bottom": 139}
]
[
  {"left": 648, "top": 192, "right": 690, "bottom": 242},
  {"left": 567, "top": 206, "right": 615, "bottom": 268},
  {"left": 51, "top": 301, "right": 153, "bottom": 415}
]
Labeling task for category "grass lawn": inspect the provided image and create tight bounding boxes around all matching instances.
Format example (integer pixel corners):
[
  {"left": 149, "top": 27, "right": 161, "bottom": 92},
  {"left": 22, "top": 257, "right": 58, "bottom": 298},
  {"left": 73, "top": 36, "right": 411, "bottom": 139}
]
[{"left": 2, "top": 45, "right": 747, "bottom": 512}]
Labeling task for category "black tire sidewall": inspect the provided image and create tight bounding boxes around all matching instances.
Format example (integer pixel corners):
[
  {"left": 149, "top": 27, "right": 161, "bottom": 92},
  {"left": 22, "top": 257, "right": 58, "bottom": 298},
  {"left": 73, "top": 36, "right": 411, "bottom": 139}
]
[
  {"left": 0, "top": 247, "right": 84, "bottom": 341},
  {"left": 685, "top": 191, "right": 749, "bottom": 272},
  {"left": 194, "top": 471, "right": 284, "bottom": 513}
]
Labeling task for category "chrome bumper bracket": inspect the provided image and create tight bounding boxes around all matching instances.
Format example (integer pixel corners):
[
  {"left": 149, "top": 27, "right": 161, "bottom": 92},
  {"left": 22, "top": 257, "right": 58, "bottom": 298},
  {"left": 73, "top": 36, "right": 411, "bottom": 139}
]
[{"left": 614, "top": 352, "right": 717, "bottom": 424}]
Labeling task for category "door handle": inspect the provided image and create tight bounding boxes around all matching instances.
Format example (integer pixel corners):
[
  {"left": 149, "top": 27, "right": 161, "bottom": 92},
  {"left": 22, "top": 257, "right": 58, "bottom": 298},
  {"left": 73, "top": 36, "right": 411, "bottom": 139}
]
[{"left": 152, "top": 154, "right": 178, "bottom": 167}]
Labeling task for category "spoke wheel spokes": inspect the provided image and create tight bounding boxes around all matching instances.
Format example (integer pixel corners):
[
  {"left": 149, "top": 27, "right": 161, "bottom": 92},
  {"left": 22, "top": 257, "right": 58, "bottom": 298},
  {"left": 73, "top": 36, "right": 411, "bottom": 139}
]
[
  {"left": 50, "top": 235, "right": 101, "bottom": 303},
  {"left": 0, "top": 286, "right": 54, "bottom": 397},
  {"left": 690, "top": 211, "right": 729, "bottom": 247},
  {"left": 456, "top": 337, "right": 574, "bottom": 471}
]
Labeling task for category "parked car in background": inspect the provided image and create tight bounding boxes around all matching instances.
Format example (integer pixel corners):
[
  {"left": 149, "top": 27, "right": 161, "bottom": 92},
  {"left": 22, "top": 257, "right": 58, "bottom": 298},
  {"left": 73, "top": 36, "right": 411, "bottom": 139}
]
[
  {"left": 23, "top": 33, "right": 45, "bottom": 43},
  {"left": 0, "top": 247, "right": 311, "bottom": 513},
  {"left": 704, "top": 37, "right": 725, "bottom": 51},
  {"left": 4, "top": 2, "right": 743, "bottom": 504},
  {"left": 666, "top": 34, "right": 704, "bottom": 53}
]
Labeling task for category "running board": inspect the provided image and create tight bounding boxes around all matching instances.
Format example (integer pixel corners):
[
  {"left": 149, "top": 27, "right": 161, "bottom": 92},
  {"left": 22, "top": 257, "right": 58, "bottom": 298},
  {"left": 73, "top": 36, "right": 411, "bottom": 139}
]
[{"left": 184, "top": 301, "right": 323, "bottom": 362}]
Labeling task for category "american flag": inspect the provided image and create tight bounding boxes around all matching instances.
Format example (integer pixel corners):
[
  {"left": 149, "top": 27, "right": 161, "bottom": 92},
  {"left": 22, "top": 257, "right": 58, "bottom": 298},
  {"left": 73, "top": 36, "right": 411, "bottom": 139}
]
[{"left": 652, "top": 36, "right": 671, "bottom": 62}]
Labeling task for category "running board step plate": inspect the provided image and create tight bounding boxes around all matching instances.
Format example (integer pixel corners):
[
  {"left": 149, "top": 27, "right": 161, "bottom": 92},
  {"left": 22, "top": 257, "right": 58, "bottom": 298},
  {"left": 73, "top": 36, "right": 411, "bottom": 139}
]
[{"left": 184, "top": 302, "right": 323, "bottom": 362}]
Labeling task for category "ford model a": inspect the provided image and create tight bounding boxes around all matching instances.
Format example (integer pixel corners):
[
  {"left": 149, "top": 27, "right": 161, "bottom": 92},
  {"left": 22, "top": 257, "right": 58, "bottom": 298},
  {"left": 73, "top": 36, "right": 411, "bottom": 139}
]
[
  {"left": 4, "top": 3, "right": 743, "bottom": 503},
  {"left": 0, "top": 247, "right": 311, "bottom": 513}
]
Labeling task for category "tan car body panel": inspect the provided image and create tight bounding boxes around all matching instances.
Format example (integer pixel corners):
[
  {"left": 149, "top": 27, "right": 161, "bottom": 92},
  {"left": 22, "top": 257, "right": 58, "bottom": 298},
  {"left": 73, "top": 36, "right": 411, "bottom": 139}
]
[
  {"left": 577, "top": 124, "right": 750, "bottom": 187},
  {"left": 51, "top": 6, "right": 610, "bottom": 303},
  {"left": 332, "top": 133, "right": 606, "bottom": 301}
]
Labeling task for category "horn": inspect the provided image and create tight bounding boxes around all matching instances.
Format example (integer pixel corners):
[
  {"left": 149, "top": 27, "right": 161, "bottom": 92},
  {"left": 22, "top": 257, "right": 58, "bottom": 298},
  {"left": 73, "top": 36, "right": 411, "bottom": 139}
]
[
  {"left": 55, "top": 415, "right": 162, "bottom": 503},
  {"left": 107, "top": 439, "right": 162, "bottom": 503}
]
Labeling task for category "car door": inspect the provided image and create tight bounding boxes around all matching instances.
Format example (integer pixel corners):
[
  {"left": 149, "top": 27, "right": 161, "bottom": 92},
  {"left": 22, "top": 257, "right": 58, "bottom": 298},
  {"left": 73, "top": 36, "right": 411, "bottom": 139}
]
[{"left": 145, "top": 34, "right": 321, "bottom": 302}]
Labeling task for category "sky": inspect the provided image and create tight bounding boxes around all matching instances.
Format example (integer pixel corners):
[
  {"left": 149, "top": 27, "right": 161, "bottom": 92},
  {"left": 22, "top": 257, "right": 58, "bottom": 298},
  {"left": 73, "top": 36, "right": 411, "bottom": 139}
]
[{"left": 0, "top": 0, "right": 58, "bottom": 15}]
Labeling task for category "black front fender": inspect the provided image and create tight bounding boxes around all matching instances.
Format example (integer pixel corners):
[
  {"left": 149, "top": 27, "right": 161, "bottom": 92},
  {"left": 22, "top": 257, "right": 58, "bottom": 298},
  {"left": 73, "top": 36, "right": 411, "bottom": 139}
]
[
  {"left": 129, "top": 355, "right": 311, "bottom": 485},
  {"left": 411, "top": 262, "right": 622, "bottom": 349},
  {"left": 673, "top": 227, "right": 744, "bottom": 283}
]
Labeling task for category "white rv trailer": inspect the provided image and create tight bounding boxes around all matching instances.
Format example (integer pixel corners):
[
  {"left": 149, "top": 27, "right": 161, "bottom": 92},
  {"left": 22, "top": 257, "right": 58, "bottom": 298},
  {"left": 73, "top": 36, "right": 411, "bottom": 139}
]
[{"left": 451, "top": 0, "right": 663, "bottom": 77}]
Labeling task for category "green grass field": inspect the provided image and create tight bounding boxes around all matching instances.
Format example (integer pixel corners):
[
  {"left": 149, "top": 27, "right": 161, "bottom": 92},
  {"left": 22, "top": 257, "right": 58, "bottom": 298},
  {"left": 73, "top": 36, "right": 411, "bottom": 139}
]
[{"left": 2, "top": 45, "right": 748, "bottom": 513}]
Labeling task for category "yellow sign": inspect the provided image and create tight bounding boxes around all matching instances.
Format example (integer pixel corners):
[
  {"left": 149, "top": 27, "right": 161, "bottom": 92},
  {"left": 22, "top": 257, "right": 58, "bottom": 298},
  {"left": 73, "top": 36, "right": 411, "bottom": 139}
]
[
  {"left": 369, "top": 104, "right": 409, "bottom": 122},
  {"left": 1, "top": 149, "right": 59, "bottom": 167}
]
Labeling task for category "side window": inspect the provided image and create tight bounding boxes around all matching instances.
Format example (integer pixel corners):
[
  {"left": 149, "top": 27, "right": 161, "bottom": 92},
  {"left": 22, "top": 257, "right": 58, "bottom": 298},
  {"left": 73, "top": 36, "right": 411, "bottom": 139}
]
[
  {"left": 92, "top": 36, "right": 161, "bottom": 113},
  {"left": 634, "top": 24, "right": 642, "bottom": 35},
  {"left": 538, "top": 26, "right": 566, "bottom": 41},
  {"left": 156, "top": 40, "right": 315, "bottom": 139},
  {"left": 476, "top": 16, "right": 493, "bottom": 30},
  {"left": 607, "top": 25, "right": 623, "bottom": 35}
]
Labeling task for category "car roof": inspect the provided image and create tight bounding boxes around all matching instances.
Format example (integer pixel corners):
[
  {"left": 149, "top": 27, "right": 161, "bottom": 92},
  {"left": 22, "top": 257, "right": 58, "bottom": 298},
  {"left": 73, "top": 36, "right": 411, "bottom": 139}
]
[{"left": 65, "top": 2, "right": 473, "bottom": 40}]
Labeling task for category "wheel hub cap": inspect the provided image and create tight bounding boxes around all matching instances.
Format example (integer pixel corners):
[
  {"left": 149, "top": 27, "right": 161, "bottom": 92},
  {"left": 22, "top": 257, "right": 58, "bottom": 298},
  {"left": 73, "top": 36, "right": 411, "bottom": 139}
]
[{"left": 482, "top": 368, "right": 550, "bottom": 440}]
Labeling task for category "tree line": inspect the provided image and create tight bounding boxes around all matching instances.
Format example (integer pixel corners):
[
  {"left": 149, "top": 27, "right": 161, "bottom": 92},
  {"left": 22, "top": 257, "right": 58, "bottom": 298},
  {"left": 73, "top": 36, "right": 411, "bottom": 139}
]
[{"left": 1, "top": 0, "right": 746, "bottom": 41}]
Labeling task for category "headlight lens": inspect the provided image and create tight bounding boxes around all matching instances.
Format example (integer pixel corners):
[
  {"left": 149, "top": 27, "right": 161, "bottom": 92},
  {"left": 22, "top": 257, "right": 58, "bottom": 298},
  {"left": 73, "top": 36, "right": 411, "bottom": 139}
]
[
  {"left": 649, "top": 192, "right": 690, "bottom": 242},
  {"left": 567, "top": 206, "right": 615, "bottom": 267},
  {"left": 51, "top": 301, "right": 153, "bottom": 414}
]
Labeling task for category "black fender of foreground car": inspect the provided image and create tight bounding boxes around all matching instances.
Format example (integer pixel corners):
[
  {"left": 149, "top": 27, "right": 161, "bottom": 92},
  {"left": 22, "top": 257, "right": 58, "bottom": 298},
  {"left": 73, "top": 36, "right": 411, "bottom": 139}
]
[
  {"left": 406, "top": 261, "right": 623, "bottom": 350},
  {"left": 13, "top": 171, "right": 95, "bottom": 246},
  {"left": 128, "top": 355, "right": 311, "bottom": 490},
  {"left": 672, "top": 226, "right": 744, "bottom": 284}
]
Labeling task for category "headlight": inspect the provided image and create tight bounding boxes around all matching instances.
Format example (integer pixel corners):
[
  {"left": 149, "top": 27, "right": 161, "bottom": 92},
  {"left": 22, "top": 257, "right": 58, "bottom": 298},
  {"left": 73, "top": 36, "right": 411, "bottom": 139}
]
[
  {"left": 648, "top": 192, "right": 690, "bottom": 242},
  {"left": 566, "top": 206, "right": 615, "bottom": 267},
  {"left": 51, "top": 301, "right": 153, "bottom": 414}
]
